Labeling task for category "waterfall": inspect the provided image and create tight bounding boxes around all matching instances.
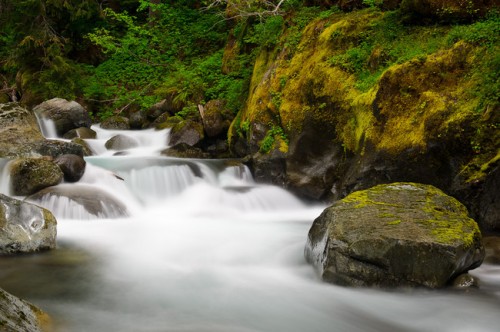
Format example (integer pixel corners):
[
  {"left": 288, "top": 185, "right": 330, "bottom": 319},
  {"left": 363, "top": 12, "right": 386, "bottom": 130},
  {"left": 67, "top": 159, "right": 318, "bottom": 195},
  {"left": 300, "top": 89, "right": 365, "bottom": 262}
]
[
  {"left": 0, "top": 159, "right": 11, "bottom": 195},
  {"left": 35, "top": 113, "right": 58, "bottom": 138}
]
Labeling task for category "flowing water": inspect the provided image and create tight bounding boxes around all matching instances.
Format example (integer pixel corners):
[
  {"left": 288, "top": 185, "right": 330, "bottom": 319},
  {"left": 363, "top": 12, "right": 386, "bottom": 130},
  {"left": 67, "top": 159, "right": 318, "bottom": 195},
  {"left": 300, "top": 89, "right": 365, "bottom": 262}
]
[{"left": 0, "top": 123, "right": 499, "bottom": 332}]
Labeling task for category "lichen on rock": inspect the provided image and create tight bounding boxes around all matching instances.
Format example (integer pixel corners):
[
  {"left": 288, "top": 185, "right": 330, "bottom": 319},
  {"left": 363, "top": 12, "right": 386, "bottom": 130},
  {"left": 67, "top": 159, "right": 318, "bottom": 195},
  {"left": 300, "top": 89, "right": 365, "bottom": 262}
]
[{"left": 305, "top": 182, "right": 484, "bottom": 288}]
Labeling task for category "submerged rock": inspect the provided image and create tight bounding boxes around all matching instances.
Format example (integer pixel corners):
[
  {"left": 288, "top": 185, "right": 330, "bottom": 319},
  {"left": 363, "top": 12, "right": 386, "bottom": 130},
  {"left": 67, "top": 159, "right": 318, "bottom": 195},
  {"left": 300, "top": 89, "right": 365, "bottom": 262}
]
[
  {"left": 305, "top": 183, "right": 484, "bottom": 288},
  {"left": 0, "top": 287, "right": 52, "bottom": 332},
  {"left": 0, "top": 194, "right": 57, "bottom": 254},
  {"left": 9, "top": 158, "right": 63, "bottom": 196},
  {"left": 33, "top": 98, "right": 92, "bottom": 137},
  {"left": 27, "top": 185, "right": 129, "bottom": 219}
]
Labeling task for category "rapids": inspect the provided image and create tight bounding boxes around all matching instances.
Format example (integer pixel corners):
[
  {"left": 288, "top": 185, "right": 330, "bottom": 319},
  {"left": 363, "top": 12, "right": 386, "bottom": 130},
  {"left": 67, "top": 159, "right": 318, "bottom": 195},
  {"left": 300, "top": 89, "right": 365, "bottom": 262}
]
[{"left": 0, "top": 122, "right": 499, "bottom": 332}]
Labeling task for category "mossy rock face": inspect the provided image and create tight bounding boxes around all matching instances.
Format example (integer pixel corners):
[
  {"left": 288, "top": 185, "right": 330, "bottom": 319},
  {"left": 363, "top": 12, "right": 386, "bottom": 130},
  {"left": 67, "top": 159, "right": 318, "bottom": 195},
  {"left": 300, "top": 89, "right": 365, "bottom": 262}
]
[
  {"left": 0, "top": 194, "right": 57, "bottom": 254},
  {"left": 33, "top": 98, "right": 92, "bottom": 137},
  {"left": 401, "top": 0, "right": 498, "bottom": 22},
  {"left": 305, "top": 182, "right": 484, "bottom": 288},
  {"left": 0, "top": 287, "right": 52, "bottom": 332},
  {"left": 9, "top": 158, "right": 63, "bottom": 196},
  {"left": 100, "top": 116, "right": 130, "bottom": 130},
  {"left": 0, "top": 103, "right": 44, "bottom": 157}
]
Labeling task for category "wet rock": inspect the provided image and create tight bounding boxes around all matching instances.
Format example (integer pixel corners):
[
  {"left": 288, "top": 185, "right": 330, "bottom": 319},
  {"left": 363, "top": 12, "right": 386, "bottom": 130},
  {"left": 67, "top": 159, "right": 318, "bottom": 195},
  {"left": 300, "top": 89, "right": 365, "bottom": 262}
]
[
  {"left": 483, "top": 236, "right": 500, "bottom": 264},
  {"left": 33, "top": 98, "right": 92, "bottom": 137},
  {"left": 105, "top": 134, "right": 139, "bottom": 150},
  {"left": 162, "top": 143, "right": 210, "bottom": 159},
  {"left": 100, "top": 116, "right": 130, "bottom": 130},
  {"left": 200, "top": 100, "right": 233, "bottom": 138},
  {"left": 63, "top": 127, "right": 97, "bottom": 139},
  {"left": 451, "top": 273, "right": 479, "bottom": 289},
  {"left": 129, "top": 111, "right": 148, "bottom": 129},
  {"left": 0, "top": 287, "right": 52, "bottom": 332},
  {"left": 28, "top": 140, "right": 85, "bottom": 158},
  {"left": 9, "top": 158, "right": 63, "bottom": 196},
  {"left": 54, "top": 154, "right": 86, "bottom": 182},
  {"left": 71, "top": 138, "right": 94, "bottom": 156},
  {"left": 0, "top": 103, "right": 44, "bottom": 157},
  {"left": 0, "top": 194, "right": 57, "bottom": 254},
  {"left": 305, "top": 183, "right": 484, "bottom": 288},
  {"left": 27, "top": 185, "right": 129, "bottom": 219},
  {"left": 169, "top": 120, "right": 204, "bottom": 147}
]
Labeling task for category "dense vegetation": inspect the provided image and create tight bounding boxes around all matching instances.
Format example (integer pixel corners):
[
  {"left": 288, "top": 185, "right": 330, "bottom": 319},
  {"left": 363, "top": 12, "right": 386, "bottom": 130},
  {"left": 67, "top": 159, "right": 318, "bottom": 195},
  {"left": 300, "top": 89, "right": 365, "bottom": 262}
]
[{"left": 0, "top": 0, "right": 498, "bottom": 125}]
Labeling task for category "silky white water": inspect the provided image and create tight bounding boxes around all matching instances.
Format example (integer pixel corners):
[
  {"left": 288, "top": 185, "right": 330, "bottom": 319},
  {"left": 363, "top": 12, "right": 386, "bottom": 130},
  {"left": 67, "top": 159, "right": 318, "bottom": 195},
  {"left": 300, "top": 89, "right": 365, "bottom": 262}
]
[{"left": 1, "top": 125, "right": 499, "bottom": 332}]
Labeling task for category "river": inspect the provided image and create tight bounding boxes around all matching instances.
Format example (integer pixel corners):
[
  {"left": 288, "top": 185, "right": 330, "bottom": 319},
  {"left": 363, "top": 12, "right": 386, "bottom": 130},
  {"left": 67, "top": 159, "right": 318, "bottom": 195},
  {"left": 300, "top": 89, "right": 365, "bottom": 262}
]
[{"left": 0, "top": 124, "right": 499, "bottom": 332}]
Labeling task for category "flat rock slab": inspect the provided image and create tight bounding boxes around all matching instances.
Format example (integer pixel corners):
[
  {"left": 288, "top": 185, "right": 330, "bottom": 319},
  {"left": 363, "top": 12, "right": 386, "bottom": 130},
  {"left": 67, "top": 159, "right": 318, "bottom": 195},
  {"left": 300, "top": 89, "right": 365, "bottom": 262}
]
[{"left": 305, "top": 182, "right": 484, "bottom": 288}]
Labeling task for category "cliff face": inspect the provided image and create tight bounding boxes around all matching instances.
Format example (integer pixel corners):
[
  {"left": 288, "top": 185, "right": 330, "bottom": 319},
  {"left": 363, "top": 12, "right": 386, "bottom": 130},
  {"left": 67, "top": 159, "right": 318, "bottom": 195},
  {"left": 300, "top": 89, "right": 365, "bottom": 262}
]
[{"left": 227, "top": 6, "right": 499, "bottom": 231}]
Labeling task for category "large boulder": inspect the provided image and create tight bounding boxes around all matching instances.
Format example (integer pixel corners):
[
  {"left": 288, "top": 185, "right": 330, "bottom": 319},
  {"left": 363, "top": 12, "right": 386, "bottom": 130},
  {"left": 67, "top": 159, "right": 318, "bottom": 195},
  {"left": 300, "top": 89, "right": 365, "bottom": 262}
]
[
  {"left": 305, "top": 183, "right": 484, "bottom": 288},
  {"left": 0, "top": 287, "right": 52, "bottom": 332},
  {"left": 0, "top": 194, "right": 57, "bottom": 254},
  {"left": 33, "top": 98, "right": 92, "bottom": 137},
  {"left": 9, "top": 158, "right": 64, "bottom": 196},
  {"left": 63, "top": 127, "right": 97, "bottom": 139},
  {"left": 0, "top": 103, "right": 44, "bottom": 157},
  {"left": 54, "top": 154, "right": 86, "bottom": 182}
]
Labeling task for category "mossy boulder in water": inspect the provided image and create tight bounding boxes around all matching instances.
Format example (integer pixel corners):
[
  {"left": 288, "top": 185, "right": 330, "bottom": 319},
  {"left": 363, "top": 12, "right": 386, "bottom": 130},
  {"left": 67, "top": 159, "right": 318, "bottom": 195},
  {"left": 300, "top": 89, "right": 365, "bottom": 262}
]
[
  {"left": 105, "top": 134, "right": 139, "bottom": 151},
  {"left": 200, "top": 100, "right": 234, "bottom": 138},
  {"left": 33, "top": 98, "right": 92, "bottom": 137},
  {"left": 9, "top": 158, "right": 63, "bottom": 196},
  {"left": 0, "top": 287, "right": 52, "bottom": 332},
  {"left": 0, "top": 194, "right": 57, "bottom": 254},
  {"left": 169, "top": 120, "right": 204, "bottom": 147},
  {"left": 305, "top": 183, "right": 484, "bottom": 288}
]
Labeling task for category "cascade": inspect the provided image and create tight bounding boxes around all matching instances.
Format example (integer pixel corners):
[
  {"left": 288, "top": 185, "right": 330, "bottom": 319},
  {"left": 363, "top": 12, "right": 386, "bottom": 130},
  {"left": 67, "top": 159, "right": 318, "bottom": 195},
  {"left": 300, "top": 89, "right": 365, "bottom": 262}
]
[{"left": 1, "top": 120, "right": 499, "bottom": 332}]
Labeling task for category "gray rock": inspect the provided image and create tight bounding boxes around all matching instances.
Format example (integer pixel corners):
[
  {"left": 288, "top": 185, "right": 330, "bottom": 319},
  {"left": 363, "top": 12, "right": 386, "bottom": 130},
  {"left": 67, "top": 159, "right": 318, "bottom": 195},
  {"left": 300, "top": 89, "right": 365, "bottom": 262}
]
[
  {"left": 0, "top": 194, "right": 57, "bottom": 254},
  {"left": 0, "top": 287, "right": 51, "bottom": 332},
  {"left": 27, "top": 185, "right": 129, "bottom": 219},
  {"left": 9, "top": 158, "right": 64, "bottom": 196},
  {"left": 305, "top": 182, "right": 484, "bottom": 288},
  {"left": 169, "top": 120, "right": 204, "bottom": 147},
  {"left": 100, "top": 116, "right": 130, "bottom": 130},
  {"left": 0, "top": 103, "right": 44, "bottom": 157},
  {"left": 33, "top": 98, "right": 92, "bottom": 137},
  {"left": 200, "top": 100, "right": 233, "bottom": 138},
  {"left": 54, "top": 154, "right": 86, "bottom": 182},
  {"left": 63, "top": 127, "right": 97, "bottom": 139},
  {"left": 105, "top": 134, "right": 139, "bottom": 151}
]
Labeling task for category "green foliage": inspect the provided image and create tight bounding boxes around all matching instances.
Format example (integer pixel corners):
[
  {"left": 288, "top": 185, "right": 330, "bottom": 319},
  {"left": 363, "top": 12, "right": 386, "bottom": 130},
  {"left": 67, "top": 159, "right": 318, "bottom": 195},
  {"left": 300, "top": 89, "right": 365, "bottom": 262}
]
[
  {"left": 244, "top": 16, "right": 285, "bottom": 48},
  {"left": 260, "top": 125, "right": 288, "bottom": 153},
  {"left": 447, "top": 11, "right": 500, "bottom": 47}
]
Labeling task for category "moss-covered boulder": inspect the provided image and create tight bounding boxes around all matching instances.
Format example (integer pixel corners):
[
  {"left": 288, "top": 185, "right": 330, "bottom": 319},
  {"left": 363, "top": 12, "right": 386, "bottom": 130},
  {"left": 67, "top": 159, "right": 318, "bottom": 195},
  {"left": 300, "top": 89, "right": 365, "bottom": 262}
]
[
  {"left": 26, "top": 140, "right": 85, "bottom": 158},
  {"left": 33, "top": 98, "right": 92, "bottom": 137},
  {"left": 100, "top": 115, "right": 130, "bottom": 130},
  {"left": 9, "top": 158, "right": 63, "bottom": 196},
  {"left": 0, "top": 287, "right": 52, "bottom": 332},
  {"left": 54, "top": 154, "right": 86, "bottom": 182},
  {"left": 169, "top": 120, "right": 205, "bottom": 147},
  {"left": 0, "top": 194, "right": 57, "bottom": 254},
  {"left": 305, "top": 183, "right": 484, "bottom": 288},
  {"left": 162, "top": 143, "right": 210, "bottom": 159},
  {"left": 0, "top": 103, "right": 44, "bottom": 157}
]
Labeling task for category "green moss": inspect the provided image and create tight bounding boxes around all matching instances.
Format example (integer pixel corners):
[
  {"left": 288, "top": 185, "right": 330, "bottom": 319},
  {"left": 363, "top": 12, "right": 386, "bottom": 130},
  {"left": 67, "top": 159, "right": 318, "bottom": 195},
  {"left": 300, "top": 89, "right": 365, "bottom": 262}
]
[{"left": 387, "top": 220, "right": 402, "bottom": 225}]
